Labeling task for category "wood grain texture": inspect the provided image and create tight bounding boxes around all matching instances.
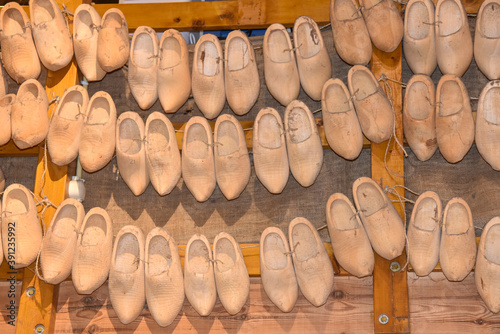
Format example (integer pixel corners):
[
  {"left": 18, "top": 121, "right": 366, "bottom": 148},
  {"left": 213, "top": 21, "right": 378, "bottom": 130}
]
[
  {"left": 16, "top": 1, "right": 81, "bottom": 333},
  {"left": 0, "top": 281, "right": 22, "bottom": 334},
  {"left": 370, "top": 2, "right": 409, "bottom": 329},
  {"left": 53, "top": 277, "right": 374, "bottom": 333}
]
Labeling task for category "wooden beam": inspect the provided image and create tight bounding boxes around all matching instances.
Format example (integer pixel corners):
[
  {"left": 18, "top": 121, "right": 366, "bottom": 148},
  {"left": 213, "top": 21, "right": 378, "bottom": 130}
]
[
  {"left": 370, "top": 16, "right": 410, "bottom": 334},
  {"left": 15, "top": 1, "right": 81, "bottom": 333},
  {"left": 0, "top": 141, "right": 39, "bottom": 157}
]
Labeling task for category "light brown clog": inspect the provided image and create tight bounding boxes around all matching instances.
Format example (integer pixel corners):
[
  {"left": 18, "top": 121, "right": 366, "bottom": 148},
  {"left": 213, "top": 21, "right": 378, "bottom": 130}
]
[
  {"left": 474, "top": 0, "right": 500, "bottom": 80},
  {"left": 475, "top": 80, "right": 500, "bottom": 170},
  {"left": 97, "top": 8, "right": 129, "bottom": 72}
]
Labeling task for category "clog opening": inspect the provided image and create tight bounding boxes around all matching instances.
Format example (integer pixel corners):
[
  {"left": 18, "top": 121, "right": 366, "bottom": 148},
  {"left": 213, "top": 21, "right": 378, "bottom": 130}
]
[
  {"left": 81, "top": 213, "right": 107, "bottom": 246},
  {"left": 291, "top": 222, "right": 318, "bottom": 262},
  {"left": 438, "top": 0, "right": 462, "bottom": 36},
  {"left": 351, "top": 70, "right": 377, "bottom": 100},
  {"left": 115, "top": 232, "right": 140, "bottom": 273},
  {"left": 356, "top": 182, "right": 385, "bottom": 216},
  {"left": 59, "top": 90, "right": 84, "bottom": 120},
  {"left": 160, "top": 36, "right": 181, "bottom": 68},
  {"left": 414, "top": 197, "right": 438, "bottom": 231},
  {"left": 331, "top": 199, "right": 359, "bottom": 230},
  {"left": 197, "top": 41, "right": 219, "bottom": 76},
  {"left": 258, "top": 113, "right": 282, "bottom": 149},
  {"left": 217, "top": 120, "right": 238, "bottom": 156},
  {"left": 147, "top": 119, "right": 169, "bottom": 154},
  {"left": 439, "top": 80, "right": 463, "bottom": 117},
  {"left": 75, "top": 9, "right": 93, "bottom": 40},
  {"left": 22, "top": 83, "right": 39, "bottom": 101},
  {"left": 0, "top": 95, "right": 14, "bottom": 107},
  {"left": 445, "top": 202, "right": 469, "bottom": 235},
  {"left": 32, "top": 0, "right": 55, "bottom": 25},
  {"left": 4, "top": 8, "right": 25, "bottom": 36},
  {"left": 407, "top": 81, "right": 431, "bottom": 120},
  {"left": 481, "top": 3, "right": 500, "bottom": 38},
  {"left": 52, "top": 204, "right": 77, "bottom": 238},
  {"left": 263, "top": 232, "right": 287, "bottom": 270},
  {"left": 268, "top": 29, "right": 291, "bottom": 63},
  {"left": 186, "top": 123, "right": 208, "bottom": 159},
  {"left": 188, "top": 239, "right": 210, "bottom": 274},
  {"left": 227, "top": 36, "right": 250, "bottom": 71},
  {"left": 148, "top": 235, "right": 172, "bottom": 275},
  {"left": 215, "top": 237, "right": 236, "bottom": 272},
  {"left": 88, "top": 97, "right": 110, "bottom": 125},
  {"left": 407, "top": 2, "right": 430, "bottom": 40},
  {"left": 119, "top": 118, "right": 142, "bottom": 154},
  {"left": 287, "top": 107, "right": 312, "bottom": 143},
  {"left": 325, "top": 83, "right": 351, "bottom": 113},
  {"left": 133, "top": 33, "right": 155, "bottom": 68},
  {"left": 485, "top": 224, "right": 500, "bottom": 264},
  {"left": 103, "top": 12, "right": 123, "bottom": 29},
  {"left": 5, "top": 188, "right": 29, "bottom": 215},
  {"left": 296, "top": 21, "right": 321, "bottom": 59},
  {"left": 483, "top": 87, "right": 500, "bottom": 125}
]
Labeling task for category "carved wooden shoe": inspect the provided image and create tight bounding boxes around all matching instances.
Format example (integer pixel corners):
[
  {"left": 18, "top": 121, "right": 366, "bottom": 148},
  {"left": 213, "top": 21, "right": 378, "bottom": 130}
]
[
  {"left": 40, "top": 198, "right": 85, "bottom": 284},
  {"left": 72, "top": 207, "right": 112, "bottom": 294},
  {"left": 213, "top": 232, "right": 249, "bottom": 315},
  {"left": 326, "top": 193, "right": 374, "bottom": 277},
  {"left": 182, "top": 116, "right": 216, "bottom": 202},
  {"left": 476, "top": 81, "right": 500, "bottom": 170},
  {"left": 0, "top": 94, "right": 15, "bottom": 146},
  {"left": 435, "top": 0, "right": 473, "bottom": 76},
  {"left": 184, "top": 234, "right": 216, "bottom": 316},
  {"left": 475, "top": 217, "right": 500, "bottom": 313},
  {"left": 347, "top": 65, "right": 394, "bottom": 143},
  {"left": 284, "top": 100, "right": 323, "bottom": 187},
  {"left": 475, "top": 0, "right": 500, "bottom": 80},
  {"left": 407, "top": 191, "right": 442, "bottom": 277},
  {"left": 322, "top": 78, "right": 363, "bottom": 160},
  {"left": 263, "top": 23, "right": 300, "bottom": 106},
  {"left": 145, "top": 112, "right": 181, "bottom": 196},
  {"left": 435, "top": 74, "right": 474, "bottom": 163},
  {"left": 145, "top": 227, "right": 184, "bottom": 327},
  {"left": 360, "top": 0, "right": 404, "bottom": 53},
  {"left": 352, "top": 177, "right": 405, "bottom": 260},
  {"left": 0, "top": 168, "right": 5, "bottom": 193},
  {"left": 158, "top": 29, "right": 191, "bottom": 113},
  {"left": 403, "top": 0, "right": 437, "bottom": 75},
  {"left": 11, "top": 79, "right": 49, "bottom": 149},
  {"left": 47, "top": 85, "right": 89, "bottom": 166},
  {"left": 440, "top": 198, "right": 476, "bottom": 281},
  {"left": 214, "top": 114, "right": 251, "bottom": 200},
  {"left": 29, "top": 0, "right": 73, "bottom": 71},
  {"left": 109, "top": 225, "right": 145, "bottom": 325},
  {"left": 260, "top": 227, "right": 298, "bottom": 312},
  {"left": 403, "top": 74, "right": 437, "bottom": 161},
  {"left": 293, "top": 16, "right": 331, "bottom": 101},
  {"left": 73, "top": 4, "right": 106, "bottom": 82},
  {"left": 330, "top": 0, "right": 372, "bottom": 65},
  {"left": 0, "top": 61, "right": 8, "bottom": 98},
  {"left": 288, "top": 217, "right": 334, "bottom": 307},
  {"left": 97, "top": 8, "right": 129, "bottom": 72},
  {"left": 253, "top": 107, "right": 289, "bottom": 194},
  {"left": 225, "top": 30, "right": 260, "bottom": 115},
  {"left": 0, "top": 2, "right": 41, "bottom": 83},
  {"left": 129, "top": 26, "right": 159, "bottom": 110},
  {"left": 79, "top": 91, "right": 116, "bottom": 173},
  {"left": 192, "top": 34, "right": 225, "bottom": 119},
  {"left": 116, "top": 112, "right": 150, "bottom": 196},
  {"left": 1, "top": 184, "right": 41, "bottom": 269}
]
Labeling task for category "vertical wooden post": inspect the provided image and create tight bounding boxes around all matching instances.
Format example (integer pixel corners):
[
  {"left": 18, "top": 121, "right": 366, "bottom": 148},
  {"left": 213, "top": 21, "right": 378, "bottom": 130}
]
[
  {"left": 16, "top": 1, "right": 81, "bottom": 333},
  {"left": 370, "top": 44, "right": 410, "bottom": 333}
]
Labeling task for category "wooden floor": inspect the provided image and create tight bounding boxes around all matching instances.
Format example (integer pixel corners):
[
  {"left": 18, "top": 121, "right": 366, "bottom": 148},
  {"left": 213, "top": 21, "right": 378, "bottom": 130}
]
[{"left": 2, "top": 273, "right": 500, "bottom": 333}]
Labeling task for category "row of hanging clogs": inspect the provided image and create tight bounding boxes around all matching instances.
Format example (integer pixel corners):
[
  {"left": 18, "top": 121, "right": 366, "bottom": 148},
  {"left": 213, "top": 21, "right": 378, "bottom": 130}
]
[
  {"left": 403, "top": 0, "right": 500, "bottom": 79},
  {"left": 0, "top": 2, "right": 129, "bottom": 83},
  {"left": 403, "top": 76, "right": 500, "bottom": 168}
]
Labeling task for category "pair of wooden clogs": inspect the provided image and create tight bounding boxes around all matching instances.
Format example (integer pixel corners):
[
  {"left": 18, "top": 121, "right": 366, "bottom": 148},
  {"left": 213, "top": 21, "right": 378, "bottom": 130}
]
[{"left": 260, "top": 217, "right": 334, "bottom": 312}]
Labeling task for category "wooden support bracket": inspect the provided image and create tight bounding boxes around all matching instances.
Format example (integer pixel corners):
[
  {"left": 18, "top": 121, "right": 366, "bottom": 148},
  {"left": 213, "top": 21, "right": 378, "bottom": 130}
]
[
  {"left": 15, "top": 1, "right": 81, "bottom": 333},
  {"left": 370, "top": 25, "right": 410, "bottom": 334}
]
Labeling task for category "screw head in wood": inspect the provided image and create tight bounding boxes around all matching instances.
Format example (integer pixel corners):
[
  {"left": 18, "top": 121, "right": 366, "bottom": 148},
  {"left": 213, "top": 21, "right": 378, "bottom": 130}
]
[
  {"left": 35, "top": 324, "right": 45, "bottom": 334},
  {"left": 390, "top": 261, "right": 401, "bottom": 272},
  {"left": 26, "top": 286, "right": 36, "bottom": 297},
  {"left": 378, "top": 313, "right": 389, "bottom": 324}
]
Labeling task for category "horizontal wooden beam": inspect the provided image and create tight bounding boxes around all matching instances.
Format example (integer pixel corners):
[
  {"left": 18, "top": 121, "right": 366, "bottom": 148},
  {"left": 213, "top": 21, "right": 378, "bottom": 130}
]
[{"left": 0, "top": 140, "right": 39, "bottom": 157}]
